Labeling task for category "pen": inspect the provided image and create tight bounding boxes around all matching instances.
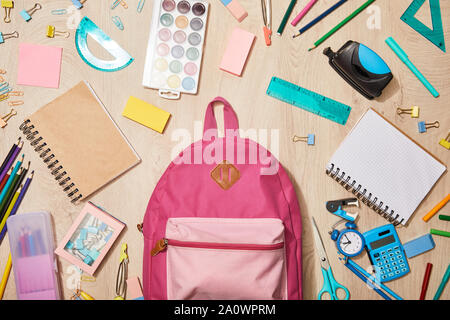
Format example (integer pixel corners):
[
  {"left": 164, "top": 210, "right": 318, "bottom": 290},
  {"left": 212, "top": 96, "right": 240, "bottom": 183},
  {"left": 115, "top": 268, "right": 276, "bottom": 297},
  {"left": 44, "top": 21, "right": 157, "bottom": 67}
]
[
  {"left": 277, "top": 0, "right": 297, "bottom": 35},
  {"left": 422, "top": 194, "right": 449, "bottom": 222},
  {"left": 433, "top": 264, "right": 450, "bottom": 300},
  {"left": 385, "top": 37, "right": 439, "bottom": 98},
  {"left": 420, "top": 263, "right": 432, "bottom": 300}
]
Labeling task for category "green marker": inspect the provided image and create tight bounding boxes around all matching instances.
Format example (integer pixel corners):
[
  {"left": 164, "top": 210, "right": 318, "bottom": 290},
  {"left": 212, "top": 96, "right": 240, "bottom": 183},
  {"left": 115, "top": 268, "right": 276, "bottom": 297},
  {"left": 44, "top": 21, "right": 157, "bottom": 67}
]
[
  {"left": 309, "top": 0, "right": 376, "bottom": 51},
  {"left": 277, "top": 0, "right": 297, "bottom": 36},
  {"left": 430, "top": 228, "right": 450, "bottom": 238},
  {"left": 433, "top": 264, "right": 450, "bottom": 300},
  {"left": 439, "top": 214, "right": 450, "bottom": 221}
]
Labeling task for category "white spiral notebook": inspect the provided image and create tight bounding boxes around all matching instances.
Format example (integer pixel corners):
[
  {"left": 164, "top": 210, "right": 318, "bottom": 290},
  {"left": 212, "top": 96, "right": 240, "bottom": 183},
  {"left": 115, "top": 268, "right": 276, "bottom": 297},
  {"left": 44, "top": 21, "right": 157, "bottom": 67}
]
[{"left": 326, "top": 108, "right": 446, "bottom": 225}]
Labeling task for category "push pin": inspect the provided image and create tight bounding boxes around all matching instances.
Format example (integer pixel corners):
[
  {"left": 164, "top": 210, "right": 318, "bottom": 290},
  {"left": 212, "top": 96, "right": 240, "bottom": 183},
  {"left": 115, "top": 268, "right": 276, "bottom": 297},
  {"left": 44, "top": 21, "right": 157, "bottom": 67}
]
[
  {"left": 0, "top": 30, "right": 18, "bottom": 44},
  {"left": 46, "top": 25, "right": 70, "bottom": 38},
  {"left": 1, "top": 0, "right": 13, "bottom": 23},
  {"left": 293, "top": 134, "right": 315, "bottom": 145},
  {"left": 418, "top": 121, "right": 440, "bottom": 133},
  {"left": 397, "top": 106, "right": 419, "bottom": 118},
  {"left": 439, "top": 132, "right": 450, "bottom": 150},
  {"left": 20, "top": 3, "right": 41, "bottom": 22},
  {"left": 72, "top": 0, "right": 87, "bottom": 9},
  {"left": 0, "top": 109, "right": 17, "bottom": 128}
]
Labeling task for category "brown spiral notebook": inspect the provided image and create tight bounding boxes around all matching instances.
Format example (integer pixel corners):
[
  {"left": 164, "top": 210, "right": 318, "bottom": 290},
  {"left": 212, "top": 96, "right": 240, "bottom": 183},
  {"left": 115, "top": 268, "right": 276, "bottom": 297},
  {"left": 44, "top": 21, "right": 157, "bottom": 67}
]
[{"left": 20, "top": 81, "right": 141, "bottom": 202}]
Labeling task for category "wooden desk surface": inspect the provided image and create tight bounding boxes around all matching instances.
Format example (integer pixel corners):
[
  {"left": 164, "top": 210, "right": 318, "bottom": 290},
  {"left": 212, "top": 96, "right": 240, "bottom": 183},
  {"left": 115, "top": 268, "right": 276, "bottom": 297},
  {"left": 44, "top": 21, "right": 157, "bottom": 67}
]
[{"left": 0, "top": 0, "right": 448, "bottom": 300}]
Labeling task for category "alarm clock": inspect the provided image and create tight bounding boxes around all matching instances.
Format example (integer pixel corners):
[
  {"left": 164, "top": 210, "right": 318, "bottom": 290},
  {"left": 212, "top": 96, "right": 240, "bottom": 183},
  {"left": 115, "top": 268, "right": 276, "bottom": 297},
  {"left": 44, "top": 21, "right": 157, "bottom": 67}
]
[{"left": 330, "top": 221, "right": 365, "bottom": 258}]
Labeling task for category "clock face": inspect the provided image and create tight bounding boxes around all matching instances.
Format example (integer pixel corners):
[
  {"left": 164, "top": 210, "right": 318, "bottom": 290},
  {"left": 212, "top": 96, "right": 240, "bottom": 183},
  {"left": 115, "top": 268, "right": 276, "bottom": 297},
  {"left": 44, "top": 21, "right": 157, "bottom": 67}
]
[{"left": 338, "top": 230, "right": 365, "bottom": 257}]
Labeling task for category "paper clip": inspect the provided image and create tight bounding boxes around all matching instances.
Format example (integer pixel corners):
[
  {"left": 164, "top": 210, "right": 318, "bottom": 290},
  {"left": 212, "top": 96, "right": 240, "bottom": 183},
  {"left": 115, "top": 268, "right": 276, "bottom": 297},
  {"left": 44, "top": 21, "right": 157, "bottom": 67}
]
[
  {"left": 72, "top": 0, "right": 87, "bottom": 10},
  {"left": 137, "top": 0, "right": 145, "bottom": 12},
  {"left": 0, "top": 93, "right": 8, "bottom": 101},
  {"left": 0, "top": 69, "right": 5, "bottom": 74},
  {"left": 397, "top": 106, "right": 419, "bottom": 118},
  {"left": 111, "top": 0, "right": 127, "bottom": 9},
  {"left": 46, "top": 25, "right": 70, "bottom": 38},
  {"left": 1, "top": 0, "right": 13, "bottom": 23},
  {"left": 51, "top": 8, "right": 67, "bottom": 15},
  {"left": 0, "top": 75, "right": 3, "bottom": 82},
  {"left": 293, "top": 134, "right": 315, "bottom": 145},
  {"left": 0, "top": 82, "right": 11, "bottom": 95},
  {"left": 439, "top": 132, "right": 450, "bottom": 150},
  {"left": 112, "top": 16, "right": 124, "bottom": 30},
  {"left": 8, "top": 100, "right": 23, "bottom": 107},
  {"left": 0, "top": 31, "right": 18, "bottom": 44},
  {"left": 20, "top": 3, "right": 41, "bottom": 22},
  {"left": 8, "top": 91, "right": 23, "bottom": 96},
  {"left": 0, "top": 109, "right": 17, "bottom": 128},
  {"left": 418, "top": 121, "right": 440, "bottom": 133}
]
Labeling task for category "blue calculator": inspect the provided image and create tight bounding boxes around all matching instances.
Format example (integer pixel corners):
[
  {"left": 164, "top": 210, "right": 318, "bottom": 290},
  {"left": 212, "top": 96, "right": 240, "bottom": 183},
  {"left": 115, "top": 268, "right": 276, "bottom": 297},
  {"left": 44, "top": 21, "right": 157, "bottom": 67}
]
[{"left": 363, "top": 224, "right": 410, "bottom": 283}]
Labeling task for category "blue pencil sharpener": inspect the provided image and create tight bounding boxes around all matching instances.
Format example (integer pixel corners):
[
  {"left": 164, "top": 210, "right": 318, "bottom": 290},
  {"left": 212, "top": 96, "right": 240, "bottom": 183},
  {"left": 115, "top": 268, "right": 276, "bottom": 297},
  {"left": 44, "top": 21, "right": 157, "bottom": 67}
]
[{"left": 324, "top": 41, "right": 393, "bottom": 100}]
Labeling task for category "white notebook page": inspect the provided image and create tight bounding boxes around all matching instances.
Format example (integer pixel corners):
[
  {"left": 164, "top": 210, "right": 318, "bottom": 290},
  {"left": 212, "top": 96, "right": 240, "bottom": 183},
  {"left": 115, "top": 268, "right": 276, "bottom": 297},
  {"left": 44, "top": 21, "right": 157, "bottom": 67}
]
[{"left": 327, "top": 109, "right": 446, "bottom": 225}]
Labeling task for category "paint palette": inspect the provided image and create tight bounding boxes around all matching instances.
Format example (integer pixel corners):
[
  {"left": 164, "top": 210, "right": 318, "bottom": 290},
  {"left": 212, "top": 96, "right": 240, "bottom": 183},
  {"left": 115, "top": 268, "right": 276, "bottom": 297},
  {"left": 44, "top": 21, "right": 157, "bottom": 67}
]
[{"left": 143, "top": 0, "right": 209, "bottom": 99}]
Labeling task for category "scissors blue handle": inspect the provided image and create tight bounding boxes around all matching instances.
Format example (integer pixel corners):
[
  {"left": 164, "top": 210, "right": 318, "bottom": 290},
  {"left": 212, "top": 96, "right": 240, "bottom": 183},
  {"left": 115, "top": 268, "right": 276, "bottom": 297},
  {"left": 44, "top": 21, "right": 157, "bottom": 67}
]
[{"left": 318, "top": 266, "right": 350, "bottom": 300}]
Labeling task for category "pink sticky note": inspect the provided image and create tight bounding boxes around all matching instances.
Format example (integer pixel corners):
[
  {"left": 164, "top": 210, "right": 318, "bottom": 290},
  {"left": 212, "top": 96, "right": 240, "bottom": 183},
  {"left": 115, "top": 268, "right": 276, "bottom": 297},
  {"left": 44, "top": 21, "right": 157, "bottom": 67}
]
[
  {"left": 17, "top": 43, "right": 63, "bottom": 89},
  {"left": 220, "top": 27, "right": 255, "bottom": 77}
]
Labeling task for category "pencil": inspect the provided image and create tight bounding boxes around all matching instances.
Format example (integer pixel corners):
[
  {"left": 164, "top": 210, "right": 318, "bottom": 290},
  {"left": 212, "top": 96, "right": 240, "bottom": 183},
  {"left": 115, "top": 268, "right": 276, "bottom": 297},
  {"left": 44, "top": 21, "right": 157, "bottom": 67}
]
[
  {"left": 277, "top": 0, "right": 297, "bottom": 35},
  {"left": 309, "top": 0, "right": 376, "bottom": 51},
  {"left": 0, "top": 137, "right": 20, "bottom": 178},
  {"left": 433, "top": 264, "right": 450, "bottom": 300},
  {"left": 419, "top": 263, "right": 433, "bottom": 300},
  {"left": 0, "top": 165, "right": 25, "bottom": 223},
  {"left": 293, "top": 0, "right": 348, "bottom": 38},
  {"left": 0, "top": 254, "right": 12, "bottom": 300},
  {"left": 0, "top": 167, "right": 12, "bottom": 194},
  {"left": 422, "top": 194, "right": 450, "bottom": 222},
  {"left": 344, "top": 261, "right": 391, "bottom": 300},
  {"left": 0, "top": 141, "right": 22, "bottom": 185}
]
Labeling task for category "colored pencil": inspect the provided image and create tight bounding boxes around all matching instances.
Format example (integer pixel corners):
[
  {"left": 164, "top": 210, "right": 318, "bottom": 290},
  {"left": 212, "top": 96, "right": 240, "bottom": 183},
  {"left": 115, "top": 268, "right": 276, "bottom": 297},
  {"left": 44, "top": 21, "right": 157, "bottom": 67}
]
[
  {"left": 344, "top": 261, "right": 391, "bottom": 300},
  {"left": 0, "top": 166, "right": 25, "bottom": 223},
  {"left": 422, "top": 194, "right": 450, "bottom": 222},
  {"left": 0, "top": 171, "right": 34, "bottom": 241},
  {"left": 0, "top": 156, "right": 23, "bottom": 209},
  {"left": 433, "top": 264, "right": 450, "bottom": 300},
  {"left": 309, "top": 0, "right": 376, "bottom": 51},
  {"left": 0, "top": 167, "right": 12, "bottom": 194},
  {"left": 293, "top": 0, "right": 347, "bottom": 38},
  {"left": 420, "top": 263, "right": 433, "bottom": 300},
  {"left": 0, "top": 141, "right": 22, "bottom": 185},
  {"left": 277, "top": 0, "right": 297, "bottom": 35},
  {"left": 291, "top": 0, "right": 317, "bottom": 26},
  {"left": 0, "top": 254, "right": 12, "bottom": 300},
  {"left": 0, "top": 137, "right": 20, "bottom": 178}
]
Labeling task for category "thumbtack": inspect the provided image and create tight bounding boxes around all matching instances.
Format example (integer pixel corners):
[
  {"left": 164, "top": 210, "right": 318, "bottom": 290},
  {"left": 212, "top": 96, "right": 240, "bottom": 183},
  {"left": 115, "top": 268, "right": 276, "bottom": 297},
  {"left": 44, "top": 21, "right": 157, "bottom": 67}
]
[
  {"left": 20, "top": 3, "right": 41, "bottom": 22},
  {"left": 439, "top": 132, "right": 450, "bottom": 150},
  {"left": 397, "top": 106, "right": 419, "bottom": 118},
  {"left": 0, "top": 109, "right": 17, "bottom": 128},
  {"left": 72, "top": 0, "right": 87, "bottom": 9},
  {"left": 111, "top": 16, "right": 124, "bottom": 30},
  {"left": 293, "top": 134, "right": 315, "bottom": 145},
  {"left": 1, "top": 0, "right": 13, "bottom": 23},
  {"left": 46, "top": 25, "right": 70, "bottom": 38},
  {"left": 0, "top": 30, "right": 18, "bottom": 44},
  {"left": 418, "top": 121, "right": 440, "bottom": 133}
]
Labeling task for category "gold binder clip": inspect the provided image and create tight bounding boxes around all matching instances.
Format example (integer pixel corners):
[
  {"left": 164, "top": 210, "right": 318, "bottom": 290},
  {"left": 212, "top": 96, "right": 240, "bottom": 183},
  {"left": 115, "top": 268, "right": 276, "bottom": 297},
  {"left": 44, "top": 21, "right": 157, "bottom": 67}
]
[
  {"left": 1, "top": 0, "right": 13, "bottom": 23},
  {"left": 0, "top": 108, "right": 17, "bottom": 128},
  {"left": 397, "top": 106, "right": 419, "bottom": 118},
  {"left": 0, "top": 30, "right": 18, "bottom": 44},
  {"left": 8, "top": 100, "right": 23, "bottom": 107},
  {"left": 293, "top": 134, "right": 315, "bottom": 145},
  {"left": 439, "top": 132, "right": 450, "bottom": 150},
  {"left": 46, "top": 25, "right": 70, "bottom": 38}
]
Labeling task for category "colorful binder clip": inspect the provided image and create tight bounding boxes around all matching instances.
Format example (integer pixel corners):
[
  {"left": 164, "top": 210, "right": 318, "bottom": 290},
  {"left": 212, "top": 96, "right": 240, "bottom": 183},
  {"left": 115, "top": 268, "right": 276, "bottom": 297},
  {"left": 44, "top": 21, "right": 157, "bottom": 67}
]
[
  {"left": 293, "top": 134, "right": 315, "bottom": 145},
  {"left": 114, "top": 243, "right": 129, "bottom": 300},
  {"left": 439, "top": 132, "right": 450, "bottom": 150},
  {"left": 46, "top": 25, "right": 70, "bottom": 38},
  {"left": 1, "top": 0, "right": 13, "bottom": 23},
  {"left": 418, "top": 121, "right": 440, "bottom": 133},
  {"left": 111, "top": 16, "right": 124, "bottom": 30},
  {"left": 326, "top": 198, "right": 359, "bottom": 222},
  {"left": 0, "top": 30, "right": 18, "bottom": 44},
  {"left": 20, "top": 3, "right": 41, "bottom": 22},
  {"left": 0, "top": 109, "right": 17, "bottom": 128},
  {"left": 111, "top": 0, "right": 127, "bottom": 9},
  {"left": 397, "top": 106, "right": 419, "bottom": 118},
  {"left": 137, "top": 0, "right": 145, "bottom": 13},
  {"left": 72, "top": 0, "right": 87, "bottom": 9}
]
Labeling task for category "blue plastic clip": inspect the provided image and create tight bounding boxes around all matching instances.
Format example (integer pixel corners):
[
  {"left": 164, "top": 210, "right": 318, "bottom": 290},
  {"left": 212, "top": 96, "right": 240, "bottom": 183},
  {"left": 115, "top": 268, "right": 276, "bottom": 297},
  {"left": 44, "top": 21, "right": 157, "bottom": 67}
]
[{"left": 418, "top": 121, "right": 439, "bottom": 133}]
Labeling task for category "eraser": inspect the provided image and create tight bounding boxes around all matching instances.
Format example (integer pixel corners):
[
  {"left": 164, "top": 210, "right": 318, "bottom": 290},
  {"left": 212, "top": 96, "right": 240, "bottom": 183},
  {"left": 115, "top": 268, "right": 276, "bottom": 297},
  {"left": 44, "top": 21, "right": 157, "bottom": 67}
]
[
  {"left": 404, "top": 234, "right": 435, "bottom": 259},
  {"left": 126, "top": 277, "right": 144, "bottom": 300},
  {"left": 224, "top": 0, "right": 248, "bottom": 22},
  {"left": 122, "top": 96, "right": 171, "bottom": 134},
  {"left": 220, "top": 27, "right": 255, "bottom": 77}
]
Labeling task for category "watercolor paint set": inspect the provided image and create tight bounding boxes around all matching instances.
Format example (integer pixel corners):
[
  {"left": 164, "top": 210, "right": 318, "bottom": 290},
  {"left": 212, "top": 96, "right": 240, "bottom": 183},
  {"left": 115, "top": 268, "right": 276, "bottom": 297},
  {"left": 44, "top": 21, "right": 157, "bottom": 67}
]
[{"left": 143, "top": 0, "right": 209, "bottom": 99}]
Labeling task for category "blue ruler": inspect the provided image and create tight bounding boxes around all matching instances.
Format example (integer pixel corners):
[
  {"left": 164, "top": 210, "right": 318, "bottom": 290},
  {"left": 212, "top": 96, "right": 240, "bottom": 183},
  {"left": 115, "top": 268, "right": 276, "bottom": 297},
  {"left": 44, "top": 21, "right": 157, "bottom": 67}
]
[{"left": 266, "top": 77, "right": 351, "bottom": 125}]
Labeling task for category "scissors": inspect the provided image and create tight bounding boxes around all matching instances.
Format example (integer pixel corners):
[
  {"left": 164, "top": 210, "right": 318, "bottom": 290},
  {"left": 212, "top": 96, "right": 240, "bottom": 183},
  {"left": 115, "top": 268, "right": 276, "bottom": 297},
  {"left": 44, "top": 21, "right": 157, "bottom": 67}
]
[
  {"left": 261, "top": 0, "right": 272, "bottom": 46},
  {"left": 312, "top": 217, "right": 350, "bottom": 300}
]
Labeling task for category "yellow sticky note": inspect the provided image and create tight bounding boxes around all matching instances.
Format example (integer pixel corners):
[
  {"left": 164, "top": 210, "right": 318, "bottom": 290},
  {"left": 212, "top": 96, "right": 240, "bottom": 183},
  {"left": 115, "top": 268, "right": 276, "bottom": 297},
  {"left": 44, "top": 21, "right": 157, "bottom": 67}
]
[{"left": 122, "top": 96, "right": 171, "bottom": 134}]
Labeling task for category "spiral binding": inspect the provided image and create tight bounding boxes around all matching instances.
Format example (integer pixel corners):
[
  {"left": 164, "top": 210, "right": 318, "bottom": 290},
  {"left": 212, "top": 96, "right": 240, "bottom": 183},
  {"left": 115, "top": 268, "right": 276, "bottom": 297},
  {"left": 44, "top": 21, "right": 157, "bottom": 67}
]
[
  {"left": 19, "top": 120, "right": 83, "bottom": 203},
  {"left": 326, "top": 163, "right": 404, "bottom": 226}
]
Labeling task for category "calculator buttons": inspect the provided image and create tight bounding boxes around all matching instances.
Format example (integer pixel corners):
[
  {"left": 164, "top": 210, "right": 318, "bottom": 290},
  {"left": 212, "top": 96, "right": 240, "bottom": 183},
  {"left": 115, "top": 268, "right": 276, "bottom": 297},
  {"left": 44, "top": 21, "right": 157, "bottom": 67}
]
[
  {"left": 400, "top": 263, "right": 405, "bottom": 268},
  {"left": 374, "top": 253, "right": 380, "bottom": 258},
  {"left": 381, "top": 251, "right": 386, "bottom": 255},
  {"left": 394, "top": 246, "right": 399, "bottom": 250},
  {"left": 401, "top": 268, "right": 407, "bottom": 273}
]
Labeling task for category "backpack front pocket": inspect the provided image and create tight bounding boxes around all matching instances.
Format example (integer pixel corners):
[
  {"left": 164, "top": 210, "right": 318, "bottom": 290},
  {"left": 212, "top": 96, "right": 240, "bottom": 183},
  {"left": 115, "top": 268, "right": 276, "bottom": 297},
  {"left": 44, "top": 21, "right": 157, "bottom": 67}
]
[{"left": 151, "top": 217, "right": 287, "bottom": 300}]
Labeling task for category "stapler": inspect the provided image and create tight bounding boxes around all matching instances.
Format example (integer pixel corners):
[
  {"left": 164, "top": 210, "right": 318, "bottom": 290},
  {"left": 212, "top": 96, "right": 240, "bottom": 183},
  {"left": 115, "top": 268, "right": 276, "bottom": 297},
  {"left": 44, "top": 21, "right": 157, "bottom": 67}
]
[
  {"left": 326, "top": 198, "right": 359, "bottom": 222},
  {"left": 323, "top": 41, "right": 393, "bottom": 100}
]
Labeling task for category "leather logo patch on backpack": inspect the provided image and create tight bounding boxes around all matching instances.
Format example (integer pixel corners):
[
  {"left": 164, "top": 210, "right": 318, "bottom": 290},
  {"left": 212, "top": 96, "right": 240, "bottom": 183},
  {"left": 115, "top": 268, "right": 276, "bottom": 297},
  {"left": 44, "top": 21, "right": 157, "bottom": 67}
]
[{"left": 210, "top": 161, "right": 240, "bottom": 190}]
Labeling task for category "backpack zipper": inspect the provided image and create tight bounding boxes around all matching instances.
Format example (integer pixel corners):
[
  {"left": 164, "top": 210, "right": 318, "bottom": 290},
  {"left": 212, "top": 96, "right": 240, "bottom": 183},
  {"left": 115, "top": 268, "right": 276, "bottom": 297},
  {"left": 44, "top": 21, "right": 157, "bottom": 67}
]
[{"left": 151, "top": 238, "right": 284, "bottom": 257}]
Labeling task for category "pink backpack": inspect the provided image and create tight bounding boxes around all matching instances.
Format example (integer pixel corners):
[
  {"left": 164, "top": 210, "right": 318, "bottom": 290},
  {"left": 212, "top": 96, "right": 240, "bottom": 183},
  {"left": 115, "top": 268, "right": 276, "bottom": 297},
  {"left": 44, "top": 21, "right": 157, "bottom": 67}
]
[{"left": 141, "top": 97, "right": 302, "bottom": 300}]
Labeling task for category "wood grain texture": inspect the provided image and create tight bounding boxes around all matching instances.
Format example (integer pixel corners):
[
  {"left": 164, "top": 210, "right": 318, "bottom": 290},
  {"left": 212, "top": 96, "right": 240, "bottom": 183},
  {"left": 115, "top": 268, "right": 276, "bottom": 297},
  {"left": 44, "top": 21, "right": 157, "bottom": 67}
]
[{"left": 0, "top": 0, "right": 448, "bottom": 300}]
